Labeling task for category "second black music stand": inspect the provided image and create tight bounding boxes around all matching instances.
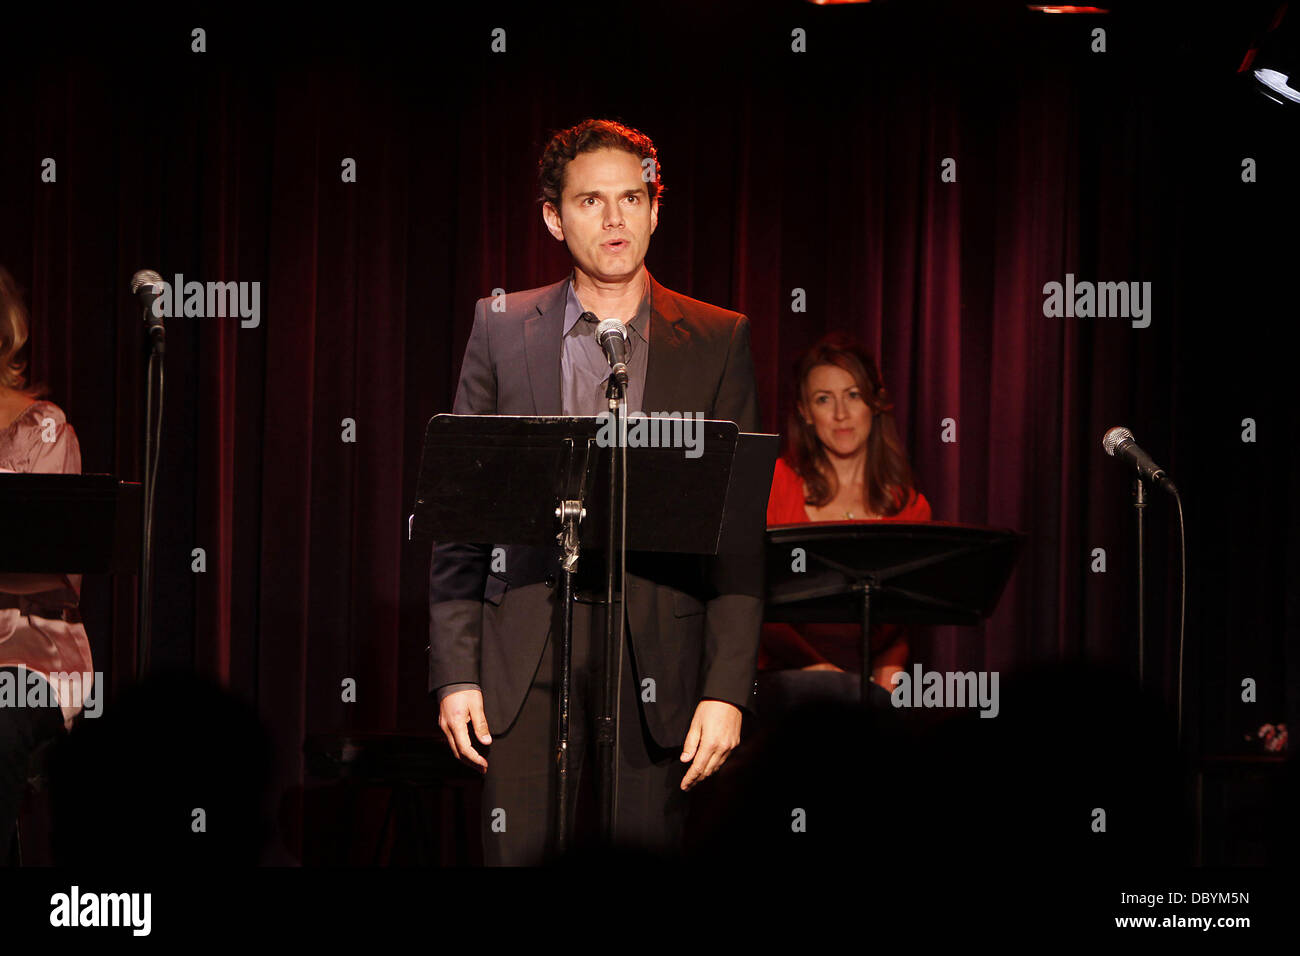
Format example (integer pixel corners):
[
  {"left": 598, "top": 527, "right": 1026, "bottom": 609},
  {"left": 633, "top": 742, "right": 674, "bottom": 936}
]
[{"left": 765, "top": 521, "right": 1024, "bottom": 703}]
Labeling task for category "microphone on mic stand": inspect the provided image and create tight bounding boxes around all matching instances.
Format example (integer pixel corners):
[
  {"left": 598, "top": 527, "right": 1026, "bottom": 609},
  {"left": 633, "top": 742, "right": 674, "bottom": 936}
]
[
  {"left": 1102, "top": 426, "right": 1177, "bottom": 495},
  {"left": 131, "top": 269, "right": 166, "bottom": 354},
  {"left": 1102, "top": 424, "right": 1187, "bottom": 752},
  {"left": 592, "top": 315, "right": 630, "bottom": 389},
  {"left": 587, "top": 311, "right": 632, "bottom": 840},
  {"left": 130, "top": 268, "right": 167, "bottom": 680}
]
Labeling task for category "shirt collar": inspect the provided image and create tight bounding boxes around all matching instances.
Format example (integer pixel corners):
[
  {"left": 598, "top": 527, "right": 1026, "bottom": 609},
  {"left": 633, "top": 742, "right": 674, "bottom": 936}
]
[{"left": 563, "top": 269, "right": 652, "bottom": 344}]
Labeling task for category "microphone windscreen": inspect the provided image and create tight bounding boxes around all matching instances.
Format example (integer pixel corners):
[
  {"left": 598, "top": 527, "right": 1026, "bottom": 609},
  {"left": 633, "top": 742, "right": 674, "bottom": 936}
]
[
  {"left": 1102, "top": 426, "right": 1133, "bottom": 457},
  {"left": 131, "top": 269, "right": 164, "bottom": 295},
  {"left": 594, "top": 317, "right": 627, "bottom": 342}
]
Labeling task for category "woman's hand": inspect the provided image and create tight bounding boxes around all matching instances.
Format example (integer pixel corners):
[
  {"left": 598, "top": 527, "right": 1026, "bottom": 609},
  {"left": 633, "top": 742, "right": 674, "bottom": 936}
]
[
  {"left": 872, "top": 665, "right": 905, "bottom": 689},
  {"left": 801, "top": 662, "right": 845, "bottom": 672}
]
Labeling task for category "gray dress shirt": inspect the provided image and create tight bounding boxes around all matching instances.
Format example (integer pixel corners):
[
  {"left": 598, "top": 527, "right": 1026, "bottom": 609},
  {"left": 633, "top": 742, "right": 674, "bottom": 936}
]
[{"left": 560, "top": 273, "right": 651, "bottom": 416}]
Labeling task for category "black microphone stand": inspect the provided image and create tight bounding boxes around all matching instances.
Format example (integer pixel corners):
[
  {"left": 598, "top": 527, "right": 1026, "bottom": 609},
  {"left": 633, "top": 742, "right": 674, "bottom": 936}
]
[
  {"left": 138, "top": 292, "right": 165, "bottom": 681},
  {"left": 597, "top": 365, "right": 629, "bottom": 847},
  {"left": 1133, "top": 477, "right": 1146, "bottom": 689}
]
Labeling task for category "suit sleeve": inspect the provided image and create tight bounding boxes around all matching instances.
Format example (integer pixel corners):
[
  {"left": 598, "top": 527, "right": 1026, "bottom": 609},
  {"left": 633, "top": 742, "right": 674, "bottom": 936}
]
[
  {"left": 699, "top": 314, "right": 765, "bottom": 708},
  {"left": 428, "top": 297, "right": 495, "bottom": 695}
]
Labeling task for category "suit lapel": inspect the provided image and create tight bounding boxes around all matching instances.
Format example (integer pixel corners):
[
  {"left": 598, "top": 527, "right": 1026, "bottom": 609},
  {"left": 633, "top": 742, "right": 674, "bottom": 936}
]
[
  {"left": 642, "top": 272, "right": 687, "bottom": 414},
  {"left": 523, "top": 278, "right": 570, "bottom": 415}
]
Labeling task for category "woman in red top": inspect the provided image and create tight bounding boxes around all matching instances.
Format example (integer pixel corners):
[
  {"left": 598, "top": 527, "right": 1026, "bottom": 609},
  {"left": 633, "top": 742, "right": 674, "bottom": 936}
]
[{"left": 762, "top": 333, "right": 931, "bottom": 688}]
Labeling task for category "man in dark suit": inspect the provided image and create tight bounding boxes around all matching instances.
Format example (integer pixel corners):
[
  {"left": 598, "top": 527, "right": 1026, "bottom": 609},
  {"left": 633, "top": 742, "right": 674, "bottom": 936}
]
[{"left": 429, "top": 119, "right": 764, "bottom": 864}]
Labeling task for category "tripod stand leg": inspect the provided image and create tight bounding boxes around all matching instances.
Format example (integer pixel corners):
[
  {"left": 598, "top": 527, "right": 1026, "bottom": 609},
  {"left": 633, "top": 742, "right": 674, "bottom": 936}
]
[
  {"left": 555, "top": 568, "right": 573, "bottom": 857},
  {"left": 860, "top": 583, "right": 873, "bottom": 705},
  {"left": 554, "top": 500, "right": 584, "bottom": 859}
]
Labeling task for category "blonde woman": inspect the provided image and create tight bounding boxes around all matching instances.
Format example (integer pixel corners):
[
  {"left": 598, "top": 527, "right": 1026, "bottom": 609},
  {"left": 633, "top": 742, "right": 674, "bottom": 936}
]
[{"left": 0, "top": 266, "right": 93, "bottom": 864}]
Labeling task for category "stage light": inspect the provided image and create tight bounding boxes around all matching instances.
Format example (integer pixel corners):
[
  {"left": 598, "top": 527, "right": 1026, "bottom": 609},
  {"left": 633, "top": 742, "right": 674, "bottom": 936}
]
[
  {"left": 1026, "top": 5, "right": 1111, "bottom": 12},
  {"left": 1240, "top": 5, "right": 1299, "bottom": 107},
  {"left": 1253, "top": 67, "right": 1300, "bottom": 103}
]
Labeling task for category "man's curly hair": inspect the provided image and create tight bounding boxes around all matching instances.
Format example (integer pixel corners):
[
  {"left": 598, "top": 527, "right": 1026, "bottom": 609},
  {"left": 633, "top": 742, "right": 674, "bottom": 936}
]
[{"left": 538, "top": 118, "right": 665, "bottom": 211}]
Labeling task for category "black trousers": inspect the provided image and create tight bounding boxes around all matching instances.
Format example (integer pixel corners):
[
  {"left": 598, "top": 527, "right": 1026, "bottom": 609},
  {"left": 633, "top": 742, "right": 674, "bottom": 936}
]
[
  {"left": 479, "top": 597, "right": 689, "bottom": 865},
  {"left": 0, "top": 668, "right": 64, "bottom": 865}
]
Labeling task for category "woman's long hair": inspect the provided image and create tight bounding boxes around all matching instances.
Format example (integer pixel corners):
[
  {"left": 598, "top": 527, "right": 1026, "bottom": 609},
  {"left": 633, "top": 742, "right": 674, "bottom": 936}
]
[
  {"left": 785, "top": 332, "right": 916, "bottom": 517},
  {"left": 0, "top": 266, "right": 48, "bottom": 398}
]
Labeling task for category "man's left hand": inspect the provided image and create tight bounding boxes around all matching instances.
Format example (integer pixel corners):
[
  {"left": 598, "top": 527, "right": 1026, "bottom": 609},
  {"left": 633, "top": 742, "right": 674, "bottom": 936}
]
[{"left": 679, "top": 699, "right": 743, "bottom": 791}]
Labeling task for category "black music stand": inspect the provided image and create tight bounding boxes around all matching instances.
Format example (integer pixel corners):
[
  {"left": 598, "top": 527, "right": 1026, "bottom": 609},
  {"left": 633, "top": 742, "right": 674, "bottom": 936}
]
[
  {"left": 765, "top": 522, "right": 1024, "bottom": 703},
  {"left": 412, "top": 413, "right": 777, "bottom": 856},
  {"left": 0, "top": 474, "right": 141, "bottom": 573}
]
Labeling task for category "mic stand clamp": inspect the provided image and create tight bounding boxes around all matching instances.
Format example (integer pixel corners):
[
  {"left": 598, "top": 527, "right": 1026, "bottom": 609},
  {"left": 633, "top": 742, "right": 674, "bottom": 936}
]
[{"left": 553, "top": 497, "right": 585, "bottom": 857}]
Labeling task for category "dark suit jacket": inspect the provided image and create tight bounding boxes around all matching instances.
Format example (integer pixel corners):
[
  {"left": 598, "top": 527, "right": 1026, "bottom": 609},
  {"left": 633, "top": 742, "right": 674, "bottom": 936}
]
[{"left": 428, "top": 272, "right": 765, "bottom": 748}]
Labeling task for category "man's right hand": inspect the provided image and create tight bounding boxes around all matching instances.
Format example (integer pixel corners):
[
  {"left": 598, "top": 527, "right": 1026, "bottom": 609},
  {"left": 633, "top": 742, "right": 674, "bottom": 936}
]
[{"left": 438, "top": 688, "right": 492, "bottom": 773}]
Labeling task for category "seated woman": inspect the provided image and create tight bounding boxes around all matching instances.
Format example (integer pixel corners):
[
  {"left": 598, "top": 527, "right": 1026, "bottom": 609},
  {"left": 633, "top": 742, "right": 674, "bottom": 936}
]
[
  {"left": 0, "top": 266, "right": 93, "bottom": 865},
  {"left": 762, "top": 332, "right": 930, "bottom": 690}
]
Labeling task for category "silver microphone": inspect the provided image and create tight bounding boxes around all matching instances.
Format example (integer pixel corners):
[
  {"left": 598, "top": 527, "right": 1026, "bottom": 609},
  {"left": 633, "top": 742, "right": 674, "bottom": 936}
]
[
  {"left": 593, "top": 316, "right": 629, "bottom": 386},
  {"left": 132, "top": 269, "right": 166, "bottom": 347},
  {"left": 1103, "top": 426, "right": 1177, "bottom": 495}
]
